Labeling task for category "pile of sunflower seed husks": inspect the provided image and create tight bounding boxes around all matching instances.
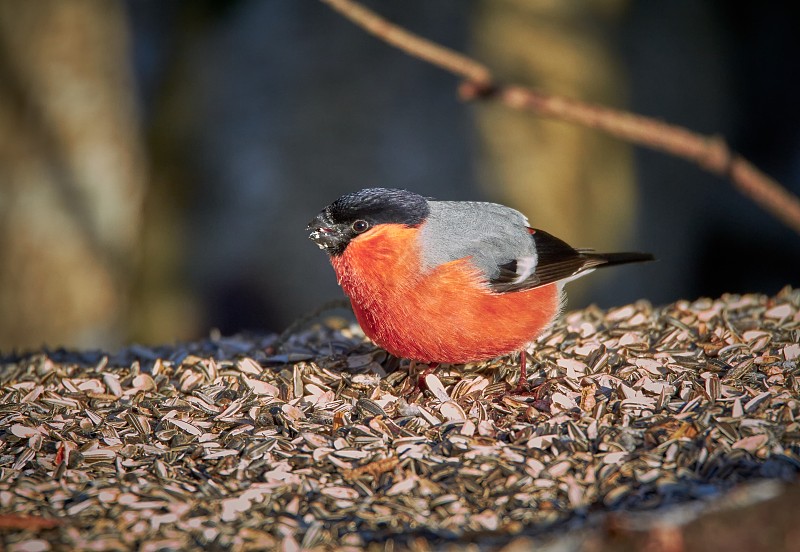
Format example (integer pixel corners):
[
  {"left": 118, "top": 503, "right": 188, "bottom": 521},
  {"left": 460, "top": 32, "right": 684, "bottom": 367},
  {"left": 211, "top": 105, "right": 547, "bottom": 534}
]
[{"left": 1, "top": 288, "right": 799, "bottom": 551}]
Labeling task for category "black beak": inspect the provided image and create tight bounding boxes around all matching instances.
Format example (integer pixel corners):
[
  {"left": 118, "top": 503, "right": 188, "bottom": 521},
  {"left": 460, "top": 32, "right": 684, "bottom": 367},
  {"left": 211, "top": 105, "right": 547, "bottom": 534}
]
[{"left": 307, "top": 212, "right": 341, "bottom": 252}]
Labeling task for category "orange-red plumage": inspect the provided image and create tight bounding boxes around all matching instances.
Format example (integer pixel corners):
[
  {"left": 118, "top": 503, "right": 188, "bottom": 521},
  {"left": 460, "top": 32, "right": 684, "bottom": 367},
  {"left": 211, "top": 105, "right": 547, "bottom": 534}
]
[
  {"left": 330, "top": 224, "right": 559, "bottom": 364},
  {"left": 308, "top": 188, "right": 653, "bottom": 378}
]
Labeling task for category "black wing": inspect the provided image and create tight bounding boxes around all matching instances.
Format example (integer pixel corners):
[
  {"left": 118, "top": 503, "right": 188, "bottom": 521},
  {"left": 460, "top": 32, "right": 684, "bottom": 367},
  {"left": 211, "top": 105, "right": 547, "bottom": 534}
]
[{"left": 489, "top": 228, "right": 654, "bottom": 293}]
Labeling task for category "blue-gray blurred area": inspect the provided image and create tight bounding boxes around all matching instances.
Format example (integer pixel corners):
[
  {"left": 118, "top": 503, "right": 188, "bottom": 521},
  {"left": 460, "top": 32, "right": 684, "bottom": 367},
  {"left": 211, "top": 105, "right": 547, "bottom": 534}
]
[
  {"left": 0, "top": 0, "right": 797, "bottom": 350},
  {"left": 129, "top": 0, "right": 481, "bottom": 340}
]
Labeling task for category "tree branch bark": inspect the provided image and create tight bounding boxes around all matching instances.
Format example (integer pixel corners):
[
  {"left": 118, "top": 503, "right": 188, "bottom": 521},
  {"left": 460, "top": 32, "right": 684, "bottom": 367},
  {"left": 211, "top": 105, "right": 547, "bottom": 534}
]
[{"left": 321, "top": 0, "right": 800, "bottom": 236}]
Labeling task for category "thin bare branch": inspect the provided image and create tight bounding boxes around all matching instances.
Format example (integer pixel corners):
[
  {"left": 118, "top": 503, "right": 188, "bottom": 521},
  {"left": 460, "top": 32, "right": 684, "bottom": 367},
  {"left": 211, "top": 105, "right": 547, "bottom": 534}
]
[
  {"left": 322, "top": 0, "right": 800, "bottom": 236},
  {"left": 321, "top": 0, "right": 491, "bottom": 86}
]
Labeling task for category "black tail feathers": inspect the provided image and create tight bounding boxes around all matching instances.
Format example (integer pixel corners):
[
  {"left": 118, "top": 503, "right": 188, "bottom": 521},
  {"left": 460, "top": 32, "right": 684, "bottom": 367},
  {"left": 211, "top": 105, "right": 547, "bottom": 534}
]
[{"left": 588, "top": 251, "right": 656, "bottom": 268}]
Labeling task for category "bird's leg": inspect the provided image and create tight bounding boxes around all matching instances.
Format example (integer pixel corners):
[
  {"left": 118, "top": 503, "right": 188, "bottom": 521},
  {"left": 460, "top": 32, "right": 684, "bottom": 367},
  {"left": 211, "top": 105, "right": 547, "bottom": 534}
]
[
  {"left": 505, "top": 351, "right": 558, "bottom": 413},
  {"left": 515, "top": 350, "right": 529, "bottom": 393}
]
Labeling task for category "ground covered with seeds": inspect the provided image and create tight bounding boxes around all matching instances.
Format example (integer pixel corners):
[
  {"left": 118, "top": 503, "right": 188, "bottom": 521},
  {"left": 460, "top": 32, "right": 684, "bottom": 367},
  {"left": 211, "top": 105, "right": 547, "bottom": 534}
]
[{"left": 1, "top": 288, "right": 799, "bottom": 551}]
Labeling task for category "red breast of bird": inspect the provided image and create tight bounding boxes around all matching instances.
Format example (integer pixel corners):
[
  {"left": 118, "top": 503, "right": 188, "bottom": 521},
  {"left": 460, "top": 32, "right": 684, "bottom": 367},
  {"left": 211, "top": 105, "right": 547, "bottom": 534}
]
[{"left": 307, "top": 188, "right": 652, "bottom": 364}]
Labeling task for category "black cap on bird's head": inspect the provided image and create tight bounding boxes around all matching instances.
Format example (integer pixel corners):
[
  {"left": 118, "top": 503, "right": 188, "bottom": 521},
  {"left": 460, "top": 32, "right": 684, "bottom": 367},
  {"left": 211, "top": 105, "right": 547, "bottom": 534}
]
[{"left": 307, "top": 188, "right": 430, "bottom": 256}]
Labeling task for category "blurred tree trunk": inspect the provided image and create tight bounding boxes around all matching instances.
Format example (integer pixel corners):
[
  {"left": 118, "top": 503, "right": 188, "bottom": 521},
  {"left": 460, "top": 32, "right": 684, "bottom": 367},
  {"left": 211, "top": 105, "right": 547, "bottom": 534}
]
[
  {"left": 0, "top": 0, "right": 146, "bottom": 350},
  {"left": 471, "top": 0, "right": 634, "bottom": 303}
]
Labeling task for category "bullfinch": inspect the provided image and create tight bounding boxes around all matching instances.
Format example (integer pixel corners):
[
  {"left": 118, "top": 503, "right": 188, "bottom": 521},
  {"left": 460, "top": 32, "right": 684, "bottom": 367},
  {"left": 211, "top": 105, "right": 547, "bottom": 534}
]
[{"left": 307, "top": 188, "right": 653, "bottom": 386}]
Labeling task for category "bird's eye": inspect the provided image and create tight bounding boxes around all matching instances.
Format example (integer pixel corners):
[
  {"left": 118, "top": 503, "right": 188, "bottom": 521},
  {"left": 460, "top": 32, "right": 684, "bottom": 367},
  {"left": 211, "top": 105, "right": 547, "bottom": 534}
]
[{"left": 352, "top": 220, "right": 369, "bottom": 233}]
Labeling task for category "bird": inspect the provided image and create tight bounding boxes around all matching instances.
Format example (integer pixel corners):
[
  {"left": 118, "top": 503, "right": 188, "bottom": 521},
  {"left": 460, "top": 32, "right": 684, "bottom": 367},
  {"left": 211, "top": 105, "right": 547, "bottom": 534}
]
[{"left": 307, "top": 188, "right": 653, "bottom": 388}]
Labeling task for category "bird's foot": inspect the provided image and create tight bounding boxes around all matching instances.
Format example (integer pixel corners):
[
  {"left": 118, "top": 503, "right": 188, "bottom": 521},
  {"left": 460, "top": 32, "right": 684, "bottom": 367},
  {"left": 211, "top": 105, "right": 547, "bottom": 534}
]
[
  {"left": 409, "top": 361, "right": 440, "bottom": 396},
  {"left": 513, "top": 350, "right": 530, "bottom": 393},
  {"left": 500, "top": 351, "right": 552, "bottom": 411}
]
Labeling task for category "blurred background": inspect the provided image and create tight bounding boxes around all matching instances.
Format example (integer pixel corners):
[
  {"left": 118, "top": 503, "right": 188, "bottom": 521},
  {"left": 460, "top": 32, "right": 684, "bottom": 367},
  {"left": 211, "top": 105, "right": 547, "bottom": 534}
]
[{"left": 0, "top": 0, "right": 798, "bottom": 352}]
